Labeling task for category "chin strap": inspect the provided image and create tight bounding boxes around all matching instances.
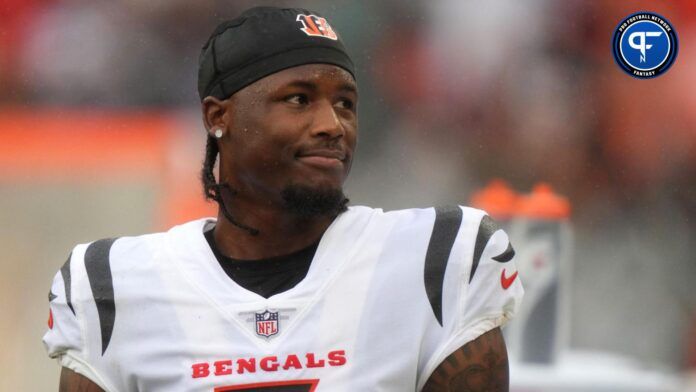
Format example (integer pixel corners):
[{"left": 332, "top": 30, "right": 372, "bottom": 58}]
[{"left": 211, "top": 183, "right": 260, "bottom": 236}]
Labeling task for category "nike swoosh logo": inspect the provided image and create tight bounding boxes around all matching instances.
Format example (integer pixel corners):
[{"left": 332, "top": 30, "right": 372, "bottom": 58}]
[{"left": 500, "top": 269, "right": 518, "bottom": 290}]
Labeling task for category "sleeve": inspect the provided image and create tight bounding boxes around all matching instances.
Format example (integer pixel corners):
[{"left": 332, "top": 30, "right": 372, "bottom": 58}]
[
  {"left": 458, "top": 215, "right": 523, "bottom": 335},
  {"left": 42, "top": 248, "right": 113, "bottom": 392},
  {"left": 417, "top": 208, "right": 524, "bottom": 389}
]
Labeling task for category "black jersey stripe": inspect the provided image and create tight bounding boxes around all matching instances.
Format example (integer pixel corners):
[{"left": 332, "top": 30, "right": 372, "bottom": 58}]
[
  {"left": 469, "top": 215, "right": 499, "bottom": 282},
  {"left": 84, "top": 238, "right": 118, "bottom": 355},
  {"left": 492, "top": 242, "right": 515, "bottom": 263},
  {"left": 424, "top": 206, "right": 463, "bottom": 326},
  {"left": 59, "top": 252, "right": 75, "bottom": 315}
]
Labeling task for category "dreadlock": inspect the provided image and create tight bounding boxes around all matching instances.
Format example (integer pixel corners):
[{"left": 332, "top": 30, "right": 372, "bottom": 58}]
[
  {"left": 201, "top": 135, "right": 219, "bottom": 201},
  {"left": 201, "top": 135, "right": 260, "bottom": 235}
]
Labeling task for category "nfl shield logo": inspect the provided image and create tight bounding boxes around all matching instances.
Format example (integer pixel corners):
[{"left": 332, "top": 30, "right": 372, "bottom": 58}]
[{"left": 255, "top": 310, "right": 279, "bottom": 338}]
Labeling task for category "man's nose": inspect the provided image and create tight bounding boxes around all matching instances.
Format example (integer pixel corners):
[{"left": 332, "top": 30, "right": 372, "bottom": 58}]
[{"left": 310, "top": 100, "right": 344, "bottom": 139}]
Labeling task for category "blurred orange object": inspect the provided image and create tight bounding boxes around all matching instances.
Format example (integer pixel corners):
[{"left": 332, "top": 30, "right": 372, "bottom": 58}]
[
  {"left": 0, "top": 107, "right": 171, "bottom": 182},
  {"left": 515, "top": 183, "right": 571, "bottom": 220},
  {"left": 470, "top": 179, "right": 519, "bottom": 220},
  {"left": 0, "top": 107, "right": 216, "bottom": 229}
]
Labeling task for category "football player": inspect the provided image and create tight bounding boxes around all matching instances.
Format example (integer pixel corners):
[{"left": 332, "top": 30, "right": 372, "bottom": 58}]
[{"left": 45, "top": 7, "right": 522, "bottom": 391}]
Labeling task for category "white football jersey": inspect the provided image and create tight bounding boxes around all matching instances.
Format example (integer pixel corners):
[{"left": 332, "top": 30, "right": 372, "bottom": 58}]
[{"left": 44, "top": 205, "right": 523, "bottom": 391}]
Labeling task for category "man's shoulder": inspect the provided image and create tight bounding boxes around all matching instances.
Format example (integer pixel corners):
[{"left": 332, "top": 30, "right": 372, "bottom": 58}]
[
  {"left": 349, "top": 204, "right": 487, "bottom": 228},
  {"left": 66, "top": 217, "right": 213, "bottom": 269}
]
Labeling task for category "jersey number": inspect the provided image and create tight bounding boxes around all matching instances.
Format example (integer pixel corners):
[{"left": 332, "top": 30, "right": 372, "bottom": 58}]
[{"left": 215, "top": 379, "right": 319, "bottom": 392}]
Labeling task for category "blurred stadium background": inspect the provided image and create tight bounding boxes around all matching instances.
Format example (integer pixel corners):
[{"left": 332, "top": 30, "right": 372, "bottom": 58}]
[{"left": 0, "top": 0, "right": 694, "bottom": 390}]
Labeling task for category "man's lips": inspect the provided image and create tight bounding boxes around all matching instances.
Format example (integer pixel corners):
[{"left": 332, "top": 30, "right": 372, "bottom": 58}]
[
  {"left": 296, "top": 149, "right": 347, "bottom": 169},
  {"left": 297, "top": 149, "right": 346, "bottom": 160}
]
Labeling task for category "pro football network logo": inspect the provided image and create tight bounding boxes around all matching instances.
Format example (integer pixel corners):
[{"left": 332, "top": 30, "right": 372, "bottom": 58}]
[
  {"left": 297, "top": 14, "right": 338, "bottom": 40},
  {"left": 255, "top": 310, "right": 279, "bottom": 338},
  {"left": 612, "top": 12, "right": 678, "bottom": 79}
]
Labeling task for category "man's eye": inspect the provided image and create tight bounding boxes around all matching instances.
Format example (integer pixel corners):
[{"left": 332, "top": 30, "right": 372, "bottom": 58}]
[
  {"left": 285, "top": 94, "right": 309, "bottom": 105},
  {"left": 335, "top": 98, "right": 354, "bottom": 110}
]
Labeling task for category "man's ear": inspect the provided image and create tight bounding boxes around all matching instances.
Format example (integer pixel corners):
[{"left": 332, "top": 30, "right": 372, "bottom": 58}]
[{"left": 201, "top": 96, "right": 231, "bottom": 137}]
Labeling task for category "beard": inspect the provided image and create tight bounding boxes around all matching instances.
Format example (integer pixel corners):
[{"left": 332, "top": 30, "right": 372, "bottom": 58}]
[{"left": 281, "top": 183, "right": 349, "bottom": 219}]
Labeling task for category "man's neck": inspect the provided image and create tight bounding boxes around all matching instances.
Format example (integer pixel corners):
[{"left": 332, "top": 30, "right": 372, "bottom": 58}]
[{"left": 212, "top": 204, "right": 335, "bottom": 260}]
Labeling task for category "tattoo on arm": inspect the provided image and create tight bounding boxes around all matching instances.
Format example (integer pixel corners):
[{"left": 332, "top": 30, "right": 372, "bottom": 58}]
[
  {"left": 422, "top": 327, "right": 509, "bottom": 392},
  {"left": 59, "top": 367, "right": 105, "bottom": 392}
]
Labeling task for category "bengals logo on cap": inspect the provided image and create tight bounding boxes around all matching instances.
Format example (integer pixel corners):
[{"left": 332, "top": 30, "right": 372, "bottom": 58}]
[{"left": 296, "top": 14, "right": 338, "bottom": 40}]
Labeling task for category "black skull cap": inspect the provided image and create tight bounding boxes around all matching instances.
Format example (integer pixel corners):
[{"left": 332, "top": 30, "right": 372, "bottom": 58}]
[{"left": 198, "top": 6, "right": 355, "bottom": 100}]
